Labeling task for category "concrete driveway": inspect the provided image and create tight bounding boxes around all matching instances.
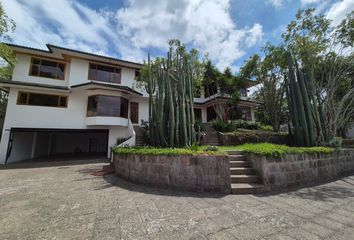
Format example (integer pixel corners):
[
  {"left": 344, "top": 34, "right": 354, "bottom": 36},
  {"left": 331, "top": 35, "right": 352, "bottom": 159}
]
[{"left": 0, "top": 161, "right": 354, "bottom": 240}]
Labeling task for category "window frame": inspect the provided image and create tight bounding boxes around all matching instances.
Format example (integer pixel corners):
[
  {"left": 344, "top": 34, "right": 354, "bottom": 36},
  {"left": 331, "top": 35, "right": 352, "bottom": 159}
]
[
  {"left": 88, "top": 62, "right": 122, "bottom": 84},
  {"left": 16, "top": 91, "right": 68, "bottom": 108},
  {"left": 29, "top": 57, "right": 66, "bottom": 80},
  {"left": 86, "top": 95, "right": 129, "bottom": 118}
]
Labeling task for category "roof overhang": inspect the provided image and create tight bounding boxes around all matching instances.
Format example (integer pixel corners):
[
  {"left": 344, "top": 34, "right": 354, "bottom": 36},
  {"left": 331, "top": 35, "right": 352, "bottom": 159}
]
[
  {"left": 70, "top": 81, "right": 143, "bottom": 97},
  {"left": 0, "top": 80, "right": 70, "bottom": 93},
  {"left": 6, "top": 43, "right": 143, "bottom": 70},
  {"left": 194, "top": 96, "right": 260, "bottom": 107}
]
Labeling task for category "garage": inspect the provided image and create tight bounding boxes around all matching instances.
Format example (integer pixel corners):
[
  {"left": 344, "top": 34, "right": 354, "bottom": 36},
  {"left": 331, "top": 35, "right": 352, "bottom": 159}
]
[{"left": 5, "top": 128, "right": 109, "bottom": 164}]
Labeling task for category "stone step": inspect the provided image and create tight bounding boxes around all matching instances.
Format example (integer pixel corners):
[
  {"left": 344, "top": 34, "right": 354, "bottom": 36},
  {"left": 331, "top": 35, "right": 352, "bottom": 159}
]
[
  {"left": 231, "top": 183, "right": 264, "bottom": 194},
  {"left": 228, "top": 155, "right": 246, "bottom": 161},
  {"left": 226, "top": 150, "right": 244, "bottom": 155},
  {"left": 229, "top": 161, "right": 250, "bottom": 167},
  {"left": 231, "top": 174, "right": 259, "bottom": 183},
  {"left": 230, "top": 167, "right": 255, "bottom": 175}
]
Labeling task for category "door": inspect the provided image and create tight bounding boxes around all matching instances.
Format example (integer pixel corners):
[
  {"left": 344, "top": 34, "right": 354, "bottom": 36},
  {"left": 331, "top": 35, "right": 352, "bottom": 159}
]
[{"left": 130, "top": 102, "right": 139, "bottom": 124}]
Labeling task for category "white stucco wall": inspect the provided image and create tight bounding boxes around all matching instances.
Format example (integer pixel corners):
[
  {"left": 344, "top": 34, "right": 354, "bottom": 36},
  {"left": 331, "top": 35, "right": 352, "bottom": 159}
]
[
  {"left": 12, "top": 54, "right": 70, "bottom": 87},
  {"left": 0, "top": 87, "right": 128, "bottom": 163}
]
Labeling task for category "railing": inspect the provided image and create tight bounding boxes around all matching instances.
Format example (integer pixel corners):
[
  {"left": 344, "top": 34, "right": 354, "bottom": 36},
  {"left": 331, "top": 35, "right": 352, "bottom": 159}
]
[
  {"left": 118, "top": 119, "right": 136, "bottom": 147},
  {"left": 110, "top": 119, "right": 136, "bottom": 164}
]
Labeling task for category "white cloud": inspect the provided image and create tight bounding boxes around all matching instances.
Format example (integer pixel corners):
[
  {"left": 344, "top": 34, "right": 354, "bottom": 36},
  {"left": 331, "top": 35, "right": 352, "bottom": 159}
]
[
  {"left": 326, "top": 0, "right": 354, "bottom": 26},
  {"left": 2, "top": 0, "right": 114, "bottom": 56},
  {"left": 266, "top": 0, "right": 285, "bottom": 8},
  {"left": 301, "top": 0, "right": 322, "bottom": 5},
  {"left": 3, "top": 0, "right": 264, "bottom": 69},
  {"left": 116, "top": 0, "right": 263, "bottom": 69}
]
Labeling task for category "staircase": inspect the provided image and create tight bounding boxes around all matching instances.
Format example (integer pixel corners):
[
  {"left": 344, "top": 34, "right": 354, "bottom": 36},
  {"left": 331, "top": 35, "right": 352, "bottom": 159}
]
[
  {"left": 202, "top": 123, "right": 221, "bottom": 146},
  {"left": 228, "top": 150, "right": 264, "bottom": 194},
  {"left": 133, "top": 126, "right": 146, "bottom": 146}
]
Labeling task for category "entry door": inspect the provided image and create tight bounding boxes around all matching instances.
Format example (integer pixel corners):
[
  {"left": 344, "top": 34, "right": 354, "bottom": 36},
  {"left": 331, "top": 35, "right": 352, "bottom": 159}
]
[{"left": 130, "top": 102, "right": 139, "bottom": 124}]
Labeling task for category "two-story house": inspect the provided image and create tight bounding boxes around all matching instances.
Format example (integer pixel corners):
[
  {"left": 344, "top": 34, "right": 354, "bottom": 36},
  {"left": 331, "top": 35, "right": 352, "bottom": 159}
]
[{"left": 0, "top": 44, "right": 258, "bottom": 164}]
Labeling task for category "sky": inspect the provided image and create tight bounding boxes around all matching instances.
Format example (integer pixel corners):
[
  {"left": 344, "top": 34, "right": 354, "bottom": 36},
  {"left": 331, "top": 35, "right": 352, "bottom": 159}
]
[{"left": 2, "top": 0, "right": 354, "bottom": 72}]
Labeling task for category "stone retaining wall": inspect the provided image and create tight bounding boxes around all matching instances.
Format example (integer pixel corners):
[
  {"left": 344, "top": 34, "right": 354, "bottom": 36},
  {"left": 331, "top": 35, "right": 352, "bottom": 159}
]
[
  {"left": 113, "top": 154, "right": 231, "bottom": 193},
  {"left": 248, "top": 149, "right": 354, "bottom": 191}
]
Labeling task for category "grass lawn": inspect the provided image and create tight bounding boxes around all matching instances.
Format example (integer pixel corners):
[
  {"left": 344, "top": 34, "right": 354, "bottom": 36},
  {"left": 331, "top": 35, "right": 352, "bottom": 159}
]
[{"left": 113, "top": 143, "right": 334, "bottom": 157}]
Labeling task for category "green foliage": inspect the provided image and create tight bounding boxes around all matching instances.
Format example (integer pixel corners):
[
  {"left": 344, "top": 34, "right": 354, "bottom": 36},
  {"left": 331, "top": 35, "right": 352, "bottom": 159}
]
[
  {"left": 212, "top": 119, "right": 275, "bottom": 133},
  {"left": 242, "top": 45, "right": 287, "bottom": 132},
  {"left": 233, "top": 120, "right": 259, "bottom": 130},
  {"left": 258, "top": 124, "right": 274, "bottom": 131},
  {"left": 212, "top": 119, "right": 235, "bottom": 132},
  {"left": 142, "top": 40, "right": 197, "bottom": 147},
  {"left": 116, "top": 137, "right": 128, "bottom": 146},
  {"left": 328, "top": 137, "right": 343, "bottom": 149},
  {"left": 113, "top": 143, "right": 333, "bottom": 157},
  {"left": 203, "top": 145, "right": 219, "bottom": 152},
  {"left": 219, "top": 143, "right": 334, "bottom": 157},
  {"left": 113, "top": 146, "right": 216, "bottom": 156}
]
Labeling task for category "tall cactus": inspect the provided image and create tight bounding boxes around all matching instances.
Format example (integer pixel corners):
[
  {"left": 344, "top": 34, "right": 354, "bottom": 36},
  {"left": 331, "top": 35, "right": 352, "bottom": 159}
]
[
  {"left": 144, "top": 44, "right": 196, "bottom": 147},
  {"left": 286, "top": 52, "right": 326, "bottom": 146}
]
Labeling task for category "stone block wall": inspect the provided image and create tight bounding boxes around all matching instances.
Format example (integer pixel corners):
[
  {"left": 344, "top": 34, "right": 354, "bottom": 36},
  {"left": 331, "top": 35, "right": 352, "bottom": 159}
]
[
  {"left": 113, "top": 154, "right": 231, "bottom": 193},
  {"left": 248, "top": 149, "right": 354, "bottom": 191}
]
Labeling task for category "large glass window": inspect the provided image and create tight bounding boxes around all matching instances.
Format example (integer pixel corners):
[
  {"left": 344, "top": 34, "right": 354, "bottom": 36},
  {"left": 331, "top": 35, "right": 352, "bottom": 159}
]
[
  {"left": 88, "top": 63, "right": 121, "bottom": 84},
  {"left": 17, "top": 92, "right": 67, "bottom": 108},
  {"left": 87, "top": 95, "right": 128, "bottom": 118},
  {"left": 30, "top": 58, "right": 65, "bottom": 80}
]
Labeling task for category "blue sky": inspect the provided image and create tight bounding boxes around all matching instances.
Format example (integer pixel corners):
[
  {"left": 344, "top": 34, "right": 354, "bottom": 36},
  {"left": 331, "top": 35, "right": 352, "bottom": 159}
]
[{"left": 2, "top": 0, "right": 353, "bottom": 72}]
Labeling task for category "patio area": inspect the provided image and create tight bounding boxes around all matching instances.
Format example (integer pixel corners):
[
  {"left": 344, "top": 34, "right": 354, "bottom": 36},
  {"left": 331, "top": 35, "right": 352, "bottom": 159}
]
[{"left": 0, "top": 161, "right": 353, "bottom": 240}]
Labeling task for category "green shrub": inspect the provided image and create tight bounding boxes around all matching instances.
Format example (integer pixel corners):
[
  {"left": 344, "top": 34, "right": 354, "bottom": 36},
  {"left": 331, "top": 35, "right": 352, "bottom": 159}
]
[
  {"left": 233, "top": 120, "right": 259, "bottom": 130},
  {"left": 194, "top": 119, "right": 205, "bottom": 132},
  {"left": 203, "top": 145, "right": 219, "bottom": 152},
  {"left": 113, "top": 146, "right": 221, "bottom": 156},
  {"left": 212, "top": 119, "right": 235, "bottom": 132},
  {"left": 219, "top": 143, "right": 334, "bottom": 157},
  {"left": 259, "top": 124, "right": 273, "bottom": 131},
  {"left": 329, "top": 137, "right": 342, "bottom": 149},
  {"left": 116, "top": 137, "right": 128, "bottom": 145}
]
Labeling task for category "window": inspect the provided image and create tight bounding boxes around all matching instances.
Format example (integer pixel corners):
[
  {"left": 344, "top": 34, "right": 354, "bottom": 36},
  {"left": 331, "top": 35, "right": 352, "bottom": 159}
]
[
  {"left": 88, "top": 63, "right": 121, "bottom": 84},
  {"left": 30, "top": 58, "right": 65, "bottom": 80},
  {"left": 17, "top": 92, "right": 67, "bottom": 108},
  {"left": 87, "top": 95, "right": 128, "bottom": 118}
]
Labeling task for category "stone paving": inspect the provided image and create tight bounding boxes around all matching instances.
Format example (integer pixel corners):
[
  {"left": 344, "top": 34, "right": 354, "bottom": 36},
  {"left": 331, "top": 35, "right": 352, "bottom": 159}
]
[{"left": 0, "top": 161, "right": 354, "bottom": 240}]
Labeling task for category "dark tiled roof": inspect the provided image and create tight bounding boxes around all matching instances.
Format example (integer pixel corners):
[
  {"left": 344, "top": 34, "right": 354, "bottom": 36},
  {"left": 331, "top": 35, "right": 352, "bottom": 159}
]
[
  {"left": 70, "top": 81, "right": 143, "bottom": 96},
  {"left": 194, "top": 96, "right": 260, "bottom": 105},
  {"left": 0, "top": 80, "right": 69, "bottom": 91},
  {"left": 5, "top": 43, "right": 143, "bottom": 68}
]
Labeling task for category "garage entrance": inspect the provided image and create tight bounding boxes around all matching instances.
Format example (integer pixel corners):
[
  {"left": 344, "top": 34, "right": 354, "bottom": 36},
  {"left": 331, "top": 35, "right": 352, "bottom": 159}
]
[{"left": 5, "top": 128, "right": 109, "bottom": 164}]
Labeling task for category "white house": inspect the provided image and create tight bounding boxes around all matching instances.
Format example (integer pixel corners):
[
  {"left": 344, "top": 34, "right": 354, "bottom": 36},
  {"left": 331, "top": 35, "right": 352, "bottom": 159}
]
[{"left": 0, "top": 44, "right": 258, "bottom": 164}]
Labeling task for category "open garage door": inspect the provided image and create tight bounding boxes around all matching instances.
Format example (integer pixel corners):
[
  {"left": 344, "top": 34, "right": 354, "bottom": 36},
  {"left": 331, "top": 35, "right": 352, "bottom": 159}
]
[{"left": 5, "top": 128, "right": 109, "bottom": 164}]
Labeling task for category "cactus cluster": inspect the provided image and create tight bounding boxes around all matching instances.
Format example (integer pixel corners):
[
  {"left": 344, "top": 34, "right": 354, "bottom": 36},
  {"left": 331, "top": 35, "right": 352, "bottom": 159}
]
[
  {"left": 286, "top": 53, "right": 327, "bottom": 146},
  {"left": 144, "top": 47, "right": 196, "bottom": 147}
]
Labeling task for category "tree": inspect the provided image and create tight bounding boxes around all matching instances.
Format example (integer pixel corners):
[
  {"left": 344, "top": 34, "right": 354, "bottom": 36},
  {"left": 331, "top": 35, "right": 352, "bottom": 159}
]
[
  {"left": 0, "top": 2, "right": 16, "bottom": 119},
  {"left": 240, "top": 46, "right": 287, "bottom": 132},
  {"left": 283, "top": 9, "right": 354, "bottom": 144},
  {"left": 202, "top": 60, "right": 248, "bottom": 122}
]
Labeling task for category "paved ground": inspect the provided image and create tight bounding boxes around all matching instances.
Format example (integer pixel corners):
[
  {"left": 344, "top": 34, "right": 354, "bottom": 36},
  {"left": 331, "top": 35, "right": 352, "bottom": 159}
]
[{"left": 0, "top": 161, "right": 354, "bottom": 240}]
